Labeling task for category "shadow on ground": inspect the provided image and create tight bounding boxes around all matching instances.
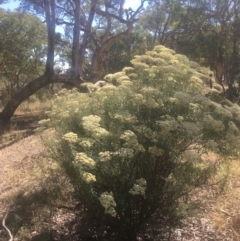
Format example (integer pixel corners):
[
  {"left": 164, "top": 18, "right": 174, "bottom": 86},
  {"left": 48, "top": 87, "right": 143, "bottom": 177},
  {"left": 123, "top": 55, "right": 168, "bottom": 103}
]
[
  {"left": 0, "top": 176, "right": 81, "bottom": 241},
  {"left": 0, "top": 112, "right": 47, "bottom": 150}
]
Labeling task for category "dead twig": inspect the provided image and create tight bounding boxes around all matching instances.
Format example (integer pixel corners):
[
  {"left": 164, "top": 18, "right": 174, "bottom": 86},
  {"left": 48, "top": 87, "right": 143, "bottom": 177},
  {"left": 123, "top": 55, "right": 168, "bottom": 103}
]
[{"left": 2, "top": 209, "right": 13, "bottom": 241}]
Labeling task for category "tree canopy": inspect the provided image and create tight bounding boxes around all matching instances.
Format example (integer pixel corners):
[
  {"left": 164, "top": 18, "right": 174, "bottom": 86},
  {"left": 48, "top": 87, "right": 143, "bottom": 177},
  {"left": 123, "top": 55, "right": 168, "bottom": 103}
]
[
  {"left": 1, "top": 0, "right": 240, "bottom": 127},
  {"left": 0, "top": 0, "right": 146, "bottom": 126},
  {"left": 141, "top": 0, "right": 240, "bottom": 98},
  {"left": 0, "top": 9, "right": 46, "bottom": 102}
]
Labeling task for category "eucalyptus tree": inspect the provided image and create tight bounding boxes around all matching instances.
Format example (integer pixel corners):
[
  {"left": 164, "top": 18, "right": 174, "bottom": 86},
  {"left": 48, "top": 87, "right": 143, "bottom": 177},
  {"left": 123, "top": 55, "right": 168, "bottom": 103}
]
[
  {"left": 174, "top": 0, "right": 240, "bottom": 97},
  {"left": 0, "top": 0, "right": 145, "bottom": 127},
  {"left": 20, "top": 0, "right": 146, "bottom": 81},
  {"left": 139, "top": 0, "right": 185, "bottom": 47},
  {"left": 142, "top": 0, "right": 240, "bottom": 98},
  {"left": 0, "top": 9, "right": 47, "bottom": 103},
  {"left": 103, "top": 25, "right": 153, "bottom": 74}
]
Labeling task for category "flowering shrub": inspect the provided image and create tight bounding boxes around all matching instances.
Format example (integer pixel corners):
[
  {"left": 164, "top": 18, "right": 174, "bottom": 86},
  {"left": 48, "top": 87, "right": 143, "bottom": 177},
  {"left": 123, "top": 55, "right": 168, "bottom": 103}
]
[{"left": 40, "top": 45, "right": 240, "bottom": 240}]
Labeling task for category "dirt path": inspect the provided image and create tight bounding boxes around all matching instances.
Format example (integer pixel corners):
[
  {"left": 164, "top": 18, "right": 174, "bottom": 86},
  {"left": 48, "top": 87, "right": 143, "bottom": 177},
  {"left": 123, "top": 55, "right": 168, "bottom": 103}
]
[{"left": 0, "top": 133, "right": 46, "bottom": 207}]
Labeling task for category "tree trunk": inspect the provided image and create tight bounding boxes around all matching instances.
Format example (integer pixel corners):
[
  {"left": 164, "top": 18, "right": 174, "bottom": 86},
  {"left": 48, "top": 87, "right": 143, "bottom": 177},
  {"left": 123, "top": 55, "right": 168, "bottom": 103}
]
[
  {"left": 0, "top": 74, "right": 85, "bottom": 132},
  {"left": 91, "top": 48, "right": 104, "bottom": 82},
  {"left": 45, "top": 0, "right": 55, "bottom": 76},
  {"left": 214, "top": 47, "right": 225, "bottom": 93},
  {"left": 78, "top": 0, "right": 98, "bottom": 79},
  {"left": 90, "top": 23, "right": 134, "bottom": 82},
  {"left": 71, "top": 0, "right": 81, "bottom": 79},
  {"left": 0, "top": 74, "right": 48, "bottom": 131}
]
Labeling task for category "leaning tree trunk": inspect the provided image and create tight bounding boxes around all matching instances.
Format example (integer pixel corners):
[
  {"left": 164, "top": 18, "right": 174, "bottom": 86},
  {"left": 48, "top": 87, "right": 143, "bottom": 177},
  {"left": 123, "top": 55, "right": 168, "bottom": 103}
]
[
  {"left": 0, "top": 74, "right": 84, "bottom": 132},
  {"left": 0, "top": 74, "right": 49, "bottom": 130},
  {"left": 0, "top": 0, "right": 56, "bottom": 131}
]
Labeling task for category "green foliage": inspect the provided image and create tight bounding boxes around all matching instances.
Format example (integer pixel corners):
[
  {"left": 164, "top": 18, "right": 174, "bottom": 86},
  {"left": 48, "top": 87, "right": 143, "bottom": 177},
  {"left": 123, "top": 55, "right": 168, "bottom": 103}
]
[
  {"left": 140, "top": 0, "right": 240, "bottom": 99},
  {"left": 41, "top": 45, "right": 240, "bottom": 240},
  {"left": 0, "top": 9, "right": 46, "bottom": 103},
  {"left": 103, "top": 26, "right": 154, "bottom": 75}
]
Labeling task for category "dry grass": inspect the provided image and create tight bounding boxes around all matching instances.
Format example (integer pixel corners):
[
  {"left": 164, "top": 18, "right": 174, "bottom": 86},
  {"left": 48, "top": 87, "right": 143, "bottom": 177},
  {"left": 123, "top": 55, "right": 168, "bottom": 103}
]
[
  {"left": 211, "top": 161, "right": 240, "bottom": 234},
  {"left": 179, "top": 159, "right": 240, "bottom": 239},
  {"left": 15, "top": 98, "right": 53, "bottom": 115},
  {"left": 0, "top": 95, "right": 53, "bottom": 114},
  {"left": 0, "top": 96, "right": 52, "bottom": 148}
]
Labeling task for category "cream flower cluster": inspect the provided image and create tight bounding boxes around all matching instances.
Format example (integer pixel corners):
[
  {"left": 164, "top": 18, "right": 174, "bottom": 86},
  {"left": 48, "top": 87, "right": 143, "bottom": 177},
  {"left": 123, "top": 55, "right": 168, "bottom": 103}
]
[
  {"left": 131, "top": 94, "right": 145, "bottom": 106},
  {"left": 74, "top": 152, "right": 96, "bottom": 169},
  {"left": 189, "top": 103, "right": 201, "bottom": 113},
  {"left": 177, "top": 116, "right": 184, "bottom": 122},
  {"left": 99, "top": 148, "right": 137, "bottom": 161},
  {"left": 73, "top": 154, "right": 96, "bottom": 183},
  {"left": 62, "top": 132, "right": 78, "bottom": 143},
  {"left": 79, "top": 138, "right": 94, "bottom": 149},
  {"left": 38, "top": 118, "right": 51, "bottom": 126},
  {"left": 98, "top": 151, "right": 112, "bottom": 162},
  {"left": 115, "top": 148, "right": 135, "bottom": 159},
  {"left": 120, "top": 130, "right": 145, "bottom": 152},
  {"left": 81, "top": 172, "right": 96, "bottom": 183},
  {"left": 99, "top": 192, "right": 117, "bottom": 217},
  {"left": 120, "top": 130, "right": 137, "bottom": 141},
  {"left": 129, "top": 178, "right": 147, "bottom": 196},
  {"left": 82, "top": 115, "right": 109, "bottom": 138}
]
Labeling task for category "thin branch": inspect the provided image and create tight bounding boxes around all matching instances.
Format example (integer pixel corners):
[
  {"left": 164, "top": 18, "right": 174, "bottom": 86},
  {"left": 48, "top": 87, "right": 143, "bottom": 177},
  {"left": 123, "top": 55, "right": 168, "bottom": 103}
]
[
  {"left": 55, "top": 4, "right": 73, "bottom": 17},
  {"left": 2, "top": 209, "right": 13, "bottom": 241},
  {"left": 96, "top": 8, "right": 136, "bottom": 24}
]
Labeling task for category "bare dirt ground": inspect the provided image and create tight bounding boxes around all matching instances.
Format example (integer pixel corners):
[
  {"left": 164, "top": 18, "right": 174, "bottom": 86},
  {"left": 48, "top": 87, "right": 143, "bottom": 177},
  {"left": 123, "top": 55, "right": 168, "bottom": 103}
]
[
  {"left": 0, "top": 114, "right": 47, "bottom": 210},
  {"left": 0, "top": 115, "right": 78, "bottom": 241},
  {"left": 1, "top": 114, "right": 240, "bottom": 240}
]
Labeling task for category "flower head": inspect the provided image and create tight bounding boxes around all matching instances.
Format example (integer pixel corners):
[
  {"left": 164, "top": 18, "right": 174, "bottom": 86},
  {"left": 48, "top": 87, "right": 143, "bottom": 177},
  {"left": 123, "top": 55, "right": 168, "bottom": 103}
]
[
  {"left": 129, "top": 178, "right": 147, "bottom": 196},
  {"left": 74, "top": 152, "right": 96, "bottom": 169},
  {"left": 98, "top": 151, "right": 112, "bottom": 162},
  {"left": 82, "top": 172, "right": 96, "bottom": 183},
  {"left": 62, "top": 132, "right": 78, "bottom": 143},
  {"left": 99, "top": 192, "right": 117, "bottom": 217}
]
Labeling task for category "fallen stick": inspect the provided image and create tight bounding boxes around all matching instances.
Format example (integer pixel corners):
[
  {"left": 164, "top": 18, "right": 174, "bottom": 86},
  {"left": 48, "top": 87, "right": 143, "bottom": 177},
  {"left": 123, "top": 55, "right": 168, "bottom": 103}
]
[{"left": 2, "top": 210, "right": 13, "bottom": 241}]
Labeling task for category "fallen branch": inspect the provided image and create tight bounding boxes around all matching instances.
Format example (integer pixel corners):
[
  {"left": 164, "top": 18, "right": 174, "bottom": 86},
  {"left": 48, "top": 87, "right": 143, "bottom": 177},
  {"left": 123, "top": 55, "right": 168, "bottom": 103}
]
[{"left": 2, "top": 209, "right": 13, "bottom": 241}]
